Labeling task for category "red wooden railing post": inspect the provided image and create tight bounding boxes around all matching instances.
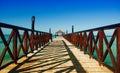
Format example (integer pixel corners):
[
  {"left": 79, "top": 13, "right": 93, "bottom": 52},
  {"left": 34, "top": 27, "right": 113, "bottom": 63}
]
[
  {"left": 83, "top": 32, "right": 87, "bottom": 54},
  {"left": 77, "top": 33, "right": 79, "bottom": 47},
  {"left": 115, "top": 27, "right": 120, "bottom": 73},
  {"left": 89, "top": 31, "right": 93, "bottom": 58},
  {"left": 39, "top": 32, "right": 42, "bottom": 47},
  {"left": 44, "top": 33, "right": 46, "bottom": 44},
  {"left": 30, "top": 31, "right": 34, "bottom": 52},
  {"left": 41, "top": 33, "right": 43, "bottom": 46},
  {"left": 41, "top": 32, "right": 43, "bottom": 46},
  {"left": 79, "top": 32, "right": 83, "bottom": 50},
  {"left": 42, "top": 33, "right": 44, "bottom": 45},
  {"left": 24, "top": 31, "right": 28, "bottom": 56},
  {"left": 45, "top": 34, "right": 47, "bottom": 44},
  {"left": 13, "top": 29, "right": 17, "bottom": 64},
  {"left": 36, "top": 32, "right": 38, "bottom": 50},
  {"left": 50, "top": 34, "right": 52, "bottom": 42},
  {"left": 98, "top": 30, "right": 103, "bottom": 65}
]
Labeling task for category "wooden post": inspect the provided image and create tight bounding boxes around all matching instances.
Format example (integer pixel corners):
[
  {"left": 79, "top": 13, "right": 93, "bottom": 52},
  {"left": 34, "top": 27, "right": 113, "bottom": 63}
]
[
  {"left": 76, "top": 33, "right": 79, "bottom": 47},
  {"left": 13, "top": 29, "right": 17, "bottom": 64},
  {"left": 79, "top": 32, "right": 83, "bottom": 50},
  {"left": 89, "top": 31, "right": 93, "bottom": 58},
  {"left": 72, "top": 25, "right": 74, "bottom": 33},
  {"left": 83, "top": 32, "right": 87, "bottom": 54},
  {"left": 99, "top": 30, "right": 103, "bottom": 65},
  {"left": 24, "top": 31, "right": 28, "bottom": 56},
  {"left": 49, "top": 33, "right": 52, "bottom": 43},
  {"left": 31, "top": 31, "right": 34, "bottom": 52},
  {"left": 66, "top": 30, "right": 68, "bottom": 34},
  {"left": 49, "top": 28, "right": 51, "bottom": 34},
  {"left": 32, "top": 16, "right": 35, "bottom": 30},
  {"left": 36, "top": 32, "right": 38, "bottom": 50},
  {"left": 39, "top": 32, "right": 41, "bottom": 47},
  {"left": 41, "top": 32, "right": 43, "bottom": 46},
  {"left": 115, "top": 27, "right": 120, "bottom": 73}
]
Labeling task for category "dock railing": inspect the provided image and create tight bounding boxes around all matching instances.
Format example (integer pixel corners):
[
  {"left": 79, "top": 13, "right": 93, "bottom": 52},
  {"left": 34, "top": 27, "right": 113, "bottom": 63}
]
[
  {"left": 63, "top": 23, "right": 120, "bottom": 73},
  {"left": 0, "top": 22, "right": 52, "bottom": 69}
]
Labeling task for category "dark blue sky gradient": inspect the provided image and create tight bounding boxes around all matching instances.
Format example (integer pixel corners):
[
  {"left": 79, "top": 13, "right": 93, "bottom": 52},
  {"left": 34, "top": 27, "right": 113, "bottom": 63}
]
[{"left": 0, "top": 0, "right": 120, "bottom": 33}]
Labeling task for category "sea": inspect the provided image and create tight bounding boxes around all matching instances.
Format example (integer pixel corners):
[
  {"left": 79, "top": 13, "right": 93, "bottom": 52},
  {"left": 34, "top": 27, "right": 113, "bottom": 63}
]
[{"left": 0, "top": 35, "right": 116, "bottom": 69}]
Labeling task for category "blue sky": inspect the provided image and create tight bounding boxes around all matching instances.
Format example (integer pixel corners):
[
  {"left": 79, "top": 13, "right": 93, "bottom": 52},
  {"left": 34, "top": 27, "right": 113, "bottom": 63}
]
[{"left": 0, "top": 0, "right": 120, "bottom": 34}]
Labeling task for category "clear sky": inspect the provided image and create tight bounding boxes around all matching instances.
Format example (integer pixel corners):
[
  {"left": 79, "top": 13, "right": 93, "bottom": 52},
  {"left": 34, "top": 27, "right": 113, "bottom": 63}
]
[{"left": 0, "top": 0, "right": 120, "bottom": 34}]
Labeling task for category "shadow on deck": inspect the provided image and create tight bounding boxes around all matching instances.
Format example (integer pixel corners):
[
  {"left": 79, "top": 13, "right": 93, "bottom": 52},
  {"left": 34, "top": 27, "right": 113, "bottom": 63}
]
[{"left": 8, "top": 40, "right": 86, "bottom": 73}]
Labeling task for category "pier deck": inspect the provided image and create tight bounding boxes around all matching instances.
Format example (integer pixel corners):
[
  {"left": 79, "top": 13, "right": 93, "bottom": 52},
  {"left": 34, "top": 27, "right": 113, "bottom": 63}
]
[{"left": 0, "top": 37, "right": 112, "bottom": 73}]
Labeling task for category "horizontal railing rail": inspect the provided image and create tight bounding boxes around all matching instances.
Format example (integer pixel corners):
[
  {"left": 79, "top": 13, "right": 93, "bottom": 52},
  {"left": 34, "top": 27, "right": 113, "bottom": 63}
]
[
  {"left": 0, "top": 22, "right": 52, "bottom": 69},
  {"left": 63, "top": 23, "right": 120, "bottom": 73},
  {"left": 0, "top": 23, "right": 49, "bottom": 33},
  {"left": 76, "top": 23, "right": 120, "bottom": 33}
]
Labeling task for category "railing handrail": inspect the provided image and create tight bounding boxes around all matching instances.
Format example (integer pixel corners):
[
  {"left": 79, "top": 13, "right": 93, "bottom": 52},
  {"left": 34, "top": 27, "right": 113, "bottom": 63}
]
[
  {"left": 0, "top": 22, "right": 49, "bottom": 34},
  {"left": 69, "top": 23, "right": 120, "bottom": 34}
]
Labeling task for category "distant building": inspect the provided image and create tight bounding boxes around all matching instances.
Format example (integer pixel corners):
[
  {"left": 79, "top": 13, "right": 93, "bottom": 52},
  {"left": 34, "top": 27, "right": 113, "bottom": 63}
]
[{"left": 55, "top": 30, "right": 65, "bottom": 37}]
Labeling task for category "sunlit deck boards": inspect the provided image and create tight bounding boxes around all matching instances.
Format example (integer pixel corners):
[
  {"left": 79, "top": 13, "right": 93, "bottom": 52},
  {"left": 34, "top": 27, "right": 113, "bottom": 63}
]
[{"left": 0, "top": 37, "right": 112, "bottom": 73}]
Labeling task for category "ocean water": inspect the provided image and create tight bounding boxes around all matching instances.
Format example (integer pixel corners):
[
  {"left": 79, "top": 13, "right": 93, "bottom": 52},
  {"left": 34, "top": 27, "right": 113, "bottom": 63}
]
[
  {"left": 92, "top": 36, "right": 116, "bottom": 68},
  {"left": 52, "top": 35, "right": 56, "bottom": 39},
  {"left": 0, "top": 35, "right": 116, "bottom": 69},
  {"left": 0, "top": 35, "right": 33, "bottom": 66}
]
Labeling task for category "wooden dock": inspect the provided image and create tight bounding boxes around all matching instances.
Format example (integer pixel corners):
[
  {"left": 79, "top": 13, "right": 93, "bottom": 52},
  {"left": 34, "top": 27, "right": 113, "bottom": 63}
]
[{"left": 0, "top": 37, "right": 113, "bottom": 73}]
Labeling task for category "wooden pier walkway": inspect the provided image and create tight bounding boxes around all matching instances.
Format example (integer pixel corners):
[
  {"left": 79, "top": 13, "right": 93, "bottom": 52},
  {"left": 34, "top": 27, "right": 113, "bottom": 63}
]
[{"left": 0, "top": 37, "right": 112, "bottom": 73}]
